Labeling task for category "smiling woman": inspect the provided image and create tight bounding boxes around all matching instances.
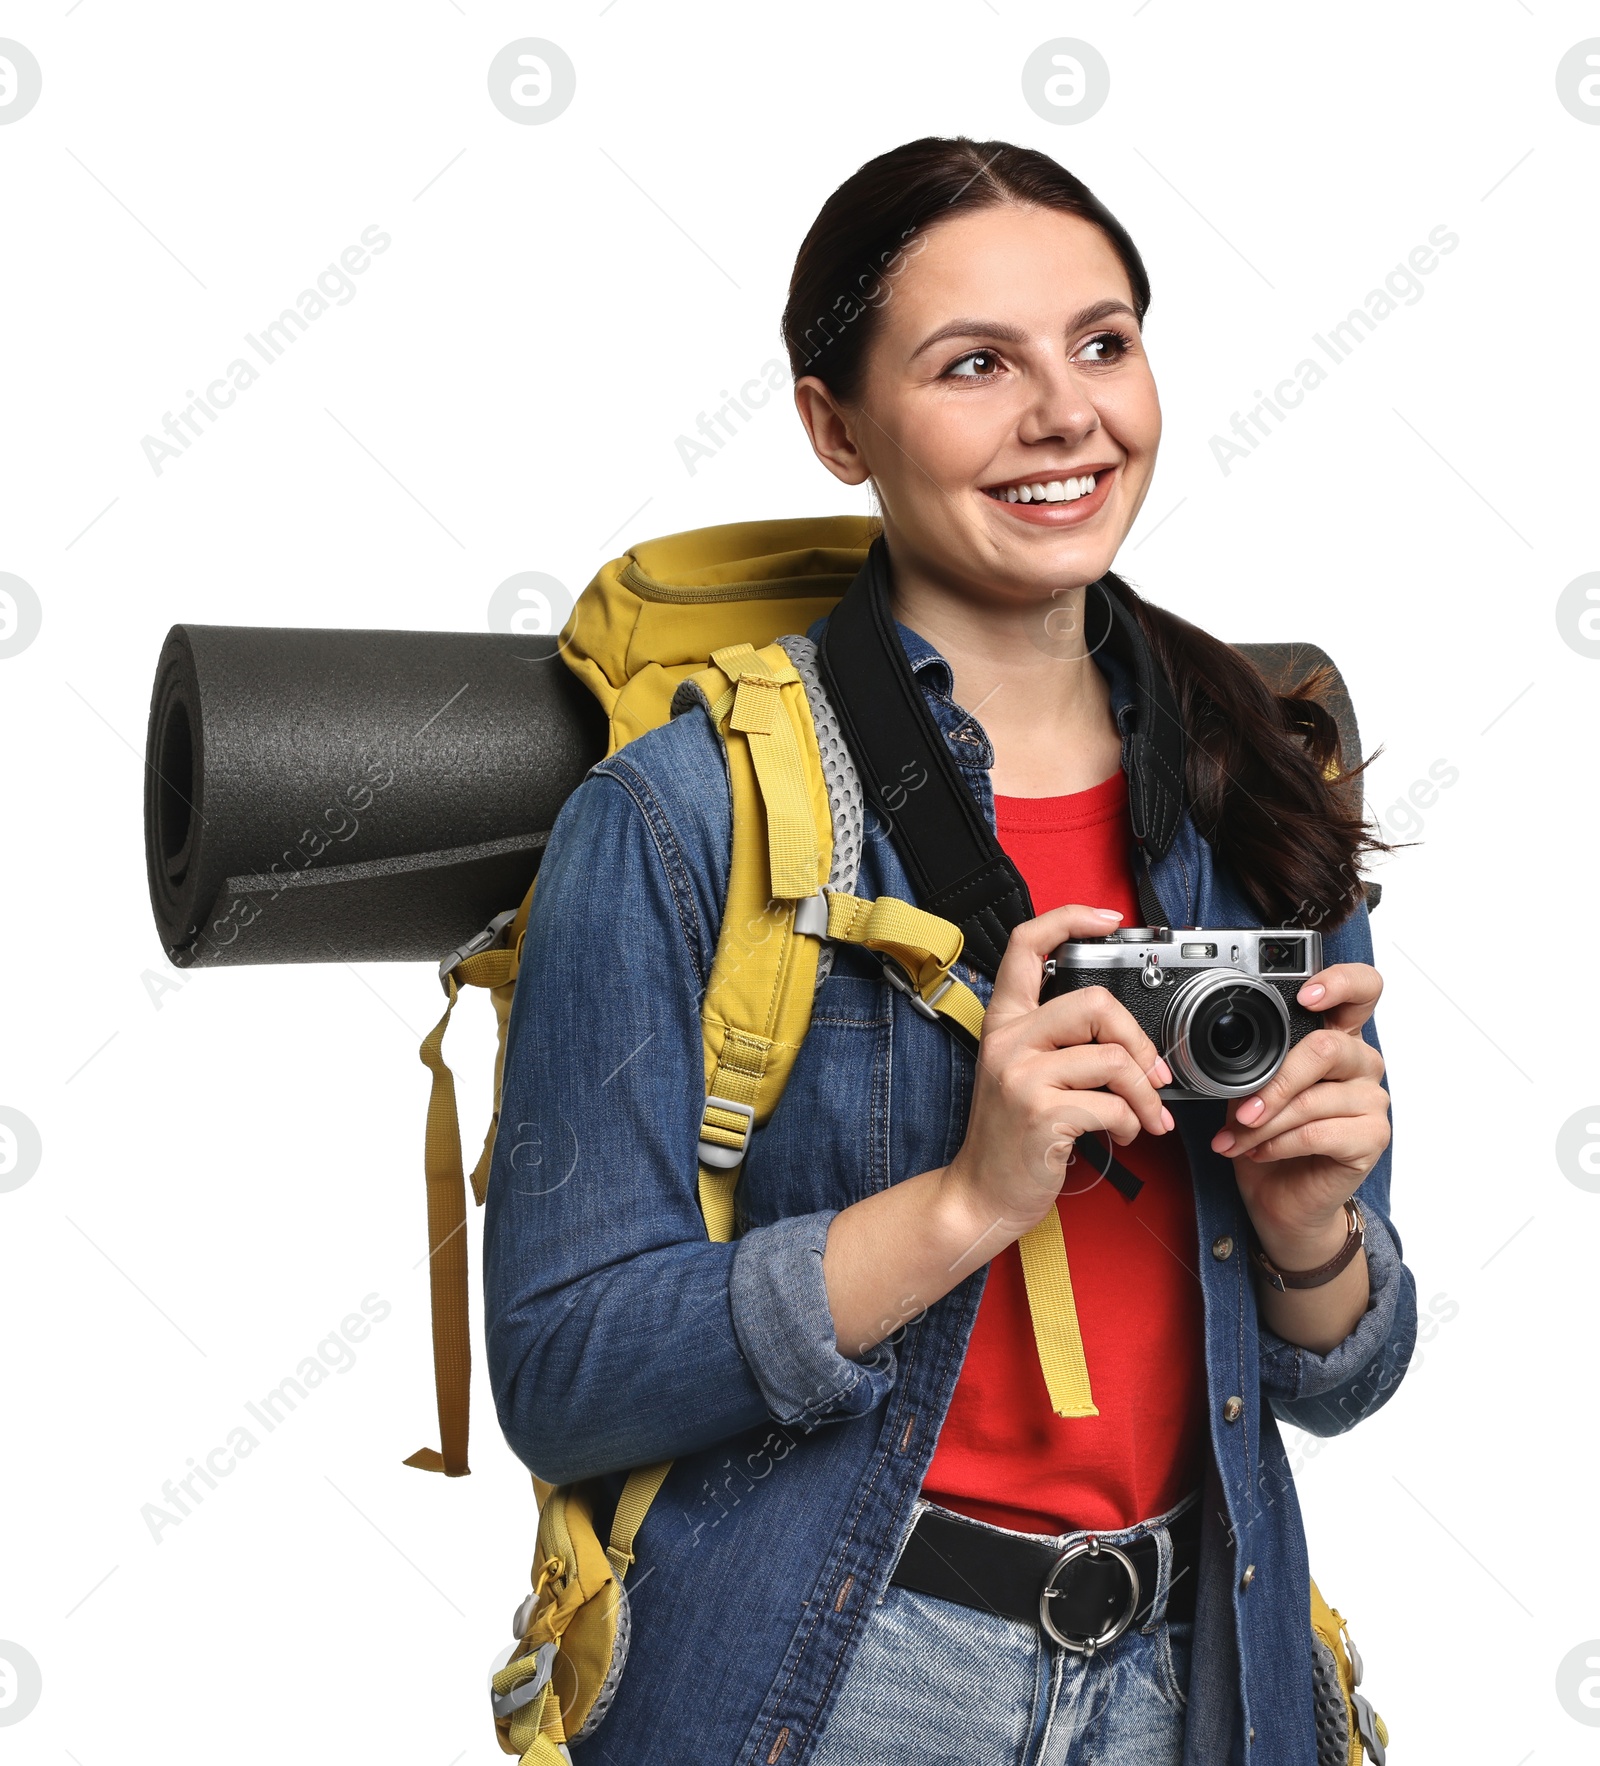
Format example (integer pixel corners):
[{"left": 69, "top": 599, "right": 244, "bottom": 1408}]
[
  {"left": 483, "top": 135, "right": 1415, "bottom": 1766},
  {"left": 784, "top": 154, "right": 1383, "bottom": 915}
]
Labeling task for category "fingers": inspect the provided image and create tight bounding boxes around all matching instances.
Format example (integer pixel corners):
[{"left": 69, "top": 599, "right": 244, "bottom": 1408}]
[
  {"left": 1046, "top": 1089, "right": 1145, "bottom": 1149},
  {"left": 981, "top": 976, "right": 1172, "bottom": 1138},
  {"left": 1217, "top": 1078, "right": 1389, "bottom": 1160},
  {"left": 1233, "top": 1101, "right": 1391, "bottom": 1172},
  {"left": 1024, "top": 981, "right": 1170, "bottom": 1079},
  {"left": 1211, "top": 1027, "right": 1386, "bottom": 1155},
  {"left": 987, "top": 903, "right": 1129, "bottom": 1024},
  {"left": 1035, "top": 1040, "right": 1174, "bottom": 1140},
  {"left": 1295, "top": 961, "right": 1383, "bottom": 1034}
]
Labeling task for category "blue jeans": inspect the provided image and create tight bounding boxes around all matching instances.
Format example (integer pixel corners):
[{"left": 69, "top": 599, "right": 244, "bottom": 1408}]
[{"left": 811, "top": 1495, "right": 1194, "bottom": 1766}]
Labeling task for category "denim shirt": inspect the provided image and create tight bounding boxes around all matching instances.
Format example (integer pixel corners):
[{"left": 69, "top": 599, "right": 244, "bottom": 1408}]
[{"left": 483, "top": 610, "right": 1418, "bottom": 1766}]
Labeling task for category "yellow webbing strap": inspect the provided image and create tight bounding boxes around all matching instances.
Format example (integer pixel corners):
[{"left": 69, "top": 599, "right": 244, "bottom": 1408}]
[
  {"left": 1015, "top": 1205, "right": 1099, "bottom": 1417},
  {"left": 518, "top": 1731, "right": 570, "bottom": 1766},
  {"left": 719, "top": 643, "right": 820, "bottom": 900},
  {"left": 530, "top": 1679, "right": 571, "bottom": 1762},
  {"left": 822, "top": 887, "right": 1096, "bottom": 1417},
  {"left": 821, "top": 890, "right": 988, "bottom": 1045},
  {"left": 605, "top": 1459, "right": 674, "bottom": 1582},
  {"left": 406, "top": 942, "right": 519, "bottom": 1477},
  {"left": 692, "top": 643, "right": 832, "bottom": 1243}
]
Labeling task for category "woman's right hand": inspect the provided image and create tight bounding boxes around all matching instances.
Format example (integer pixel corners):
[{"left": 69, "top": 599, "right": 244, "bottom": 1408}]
[{"left": 938, "top": 903, "right": 1176, "bottom": 1253}]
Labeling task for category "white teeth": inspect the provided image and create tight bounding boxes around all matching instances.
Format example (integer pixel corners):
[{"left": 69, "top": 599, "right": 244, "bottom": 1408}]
[{"left": 989, "top": 472, "right": 1098, "bottom": 504}]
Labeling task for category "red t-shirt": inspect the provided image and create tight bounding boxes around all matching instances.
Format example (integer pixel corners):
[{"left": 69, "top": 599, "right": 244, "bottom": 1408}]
[{"left": 920, "top": 768, "right": 1208, "bottom": 1536}]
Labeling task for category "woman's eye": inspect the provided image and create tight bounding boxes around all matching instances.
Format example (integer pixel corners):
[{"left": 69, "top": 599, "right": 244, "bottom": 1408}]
[
  {"left": 1078, "top": 330, "right": 1134, "bottom": 365},
  {"left": 946, "top": 349, "right": 1003, "bottom": 379}
]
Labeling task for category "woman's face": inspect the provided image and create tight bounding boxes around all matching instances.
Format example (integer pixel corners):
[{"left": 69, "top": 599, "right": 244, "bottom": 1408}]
[{"left": 797, "top": 201, "right": 1161, "bottom": 611}]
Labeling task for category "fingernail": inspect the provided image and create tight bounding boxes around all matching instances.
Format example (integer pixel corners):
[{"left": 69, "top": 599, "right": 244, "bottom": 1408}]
[
  {"left": 1094, "top": 908, "right": 1123, "bottom": 921},
  {"left": 1238, "top": 1096, "right": 1264, "bottom": 1123},
  {"left": 1152, "top": 1057, "right": 1173, "bottom": 1086},
  {"left": 1160, "top": 1107, "right": 1175, "bottom": 1132},
  {"left": 1213, "top": 1129, "right": 1236, "bottom": 1153},
  {"left": 1299, "top": 982, "right": 1326, "bottom": 1004}
]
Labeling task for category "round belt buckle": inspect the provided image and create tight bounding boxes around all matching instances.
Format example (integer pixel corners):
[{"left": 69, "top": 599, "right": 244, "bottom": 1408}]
[{"left": 1039, "top": 1537, "right": 1141, "bottom": 1656}]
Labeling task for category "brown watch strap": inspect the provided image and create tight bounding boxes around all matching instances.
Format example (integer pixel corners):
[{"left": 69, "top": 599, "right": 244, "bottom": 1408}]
[{"left": 1251, "top": 1199, "right": 1365, "bottom": 1292}]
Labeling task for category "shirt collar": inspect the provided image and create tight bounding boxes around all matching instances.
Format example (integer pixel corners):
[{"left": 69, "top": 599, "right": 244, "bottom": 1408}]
[
  {"left": 806, "top": 593, "right": 1143, "bottom": 767},
  {"left": 890, "top": 611, "right": 1140, "bottom": 735}
]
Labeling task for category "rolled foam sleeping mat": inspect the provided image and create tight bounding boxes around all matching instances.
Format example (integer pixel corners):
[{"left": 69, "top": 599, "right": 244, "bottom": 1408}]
[{"left": 144, "top": 625, "right": 607, "bottom": 968}]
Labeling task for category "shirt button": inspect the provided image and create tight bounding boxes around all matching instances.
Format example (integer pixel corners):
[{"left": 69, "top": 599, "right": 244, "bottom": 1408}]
[
  {"left": 1223, "top": 1395, "right": 1244, "bottom": 1423},
  {"left": 1211, "top": 1235, "right": 1235, "bottom": 1261},
  {"left": 1241, "top": 1564, "right": 1256, "bottom": 1589},
  {"left": 1249, "top": 1726, "right": 1256, "bottom": 1744}
]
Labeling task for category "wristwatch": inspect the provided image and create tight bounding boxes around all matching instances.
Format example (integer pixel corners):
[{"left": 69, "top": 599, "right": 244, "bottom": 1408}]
[{"left": 1250, "top": 1199, "right": 1365, "bottom": 1292}]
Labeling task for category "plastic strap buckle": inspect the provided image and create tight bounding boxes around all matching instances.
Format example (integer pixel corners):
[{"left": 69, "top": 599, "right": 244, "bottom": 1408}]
[
  {"left": 438, "top": 907, "right": 517, "bottom": 994},
  {"left": 878, "top": 954, "right": 956, "bottom": 1023},
  {"left": 489, "top": 1638, "right": 557, "bottom": 1721},
  {"left": 697, "top": 1096, "right": 755, "bottom": 1169},
  {"left": 1352, "top": 1691, "right": 1386, "bottom": 1765},
  {"left": 792, "top": 892, "right": 830, "bottom": 939}
]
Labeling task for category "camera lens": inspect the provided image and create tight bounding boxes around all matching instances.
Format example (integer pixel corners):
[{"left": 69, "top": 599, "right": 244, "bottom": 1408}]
[
  {"left": 1164, "top": 971, "right": 1290, "bottom": 1098},
  {"left": 1207, "top": 1006, "right": 1258, "bottom": 1064}
]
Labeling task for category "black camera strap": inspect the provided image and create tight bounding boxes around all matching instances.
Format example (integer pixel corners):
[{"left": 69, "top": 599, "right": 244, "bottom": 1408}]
[
  {"left": 817, "top": 536, "right": 1190, "bottom": 1204},
  {"left": 817, "top": 534, "right": 1034, "bottom": 978}
]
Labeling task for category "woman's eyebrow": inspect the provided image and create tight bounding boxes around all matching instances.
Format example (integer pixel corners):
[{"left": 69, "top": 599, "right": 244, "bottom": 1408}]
[{"left": 909, "top": 300, "right": 1140, "bottom": 361}]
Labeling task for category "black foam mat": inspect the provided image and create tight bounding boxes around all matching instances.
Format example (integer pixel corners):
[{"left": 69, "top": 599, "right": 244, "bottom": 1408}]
[{"left": 144, "top": 625, "right": 606, "bottom": 967}]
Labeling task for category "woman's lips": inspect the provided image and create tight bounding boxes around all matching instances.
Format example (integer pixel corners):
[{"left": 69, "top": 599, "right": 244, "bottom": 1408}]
[{"left": 982, "top": 468, "right": 1115, "bottom": 526}]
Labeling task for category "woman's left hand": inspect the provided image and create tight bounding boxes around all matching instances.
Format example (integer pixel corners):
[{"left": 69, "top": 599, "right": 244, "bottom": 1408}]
[{"left": 1210, "top": 961, "right": 1391, "bottom": 1266}]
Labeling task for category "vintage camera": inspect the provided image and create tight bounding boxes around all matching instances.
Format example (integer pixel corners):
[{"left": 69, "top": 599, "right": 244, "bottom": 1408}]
[{"left": 1040, "top": 927, "right": 1325, "bottom": 1102}]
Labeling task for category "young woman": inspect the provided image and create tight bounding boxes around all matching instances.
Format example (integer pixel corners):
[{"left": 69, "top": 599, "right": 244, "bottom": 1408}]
[{"left": 484, "top": 137, "right": 1416, "bottom": 1766}]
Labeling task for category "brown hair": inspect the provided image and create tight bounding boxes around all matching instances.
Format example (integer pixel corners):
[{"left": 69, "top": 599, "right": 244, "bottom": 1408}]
[{"left": 782, "top": 136, "right": 1388, "bottom": 929}]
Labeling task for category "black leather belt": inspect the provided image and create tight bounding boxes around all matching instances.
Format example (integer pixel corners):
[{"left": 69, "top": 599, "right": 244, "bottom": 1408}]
[{"left": 890, "top": 1500, "right": 1199, "bottom": 1655}]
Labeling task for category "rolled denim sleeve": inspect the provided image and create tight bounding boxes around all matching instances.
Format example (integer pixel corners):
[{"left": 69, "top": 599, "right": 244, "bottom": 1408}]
[
  {"left": 1259, "top": 895, "right": 1419, "bottom": 1436},
  {"left": 729, "top": 1211, "right": 897, "bottom": 1429},
  {"left": 483, "top": 716, "right": 892, "bottom": 1489}
]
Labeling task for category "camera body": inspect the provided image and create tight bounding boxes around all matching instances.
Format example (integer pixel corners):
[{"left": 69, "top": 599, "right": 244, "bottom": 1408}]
[{"left": 1040, "top": 926, "right": 1326, "bottom": 1102}]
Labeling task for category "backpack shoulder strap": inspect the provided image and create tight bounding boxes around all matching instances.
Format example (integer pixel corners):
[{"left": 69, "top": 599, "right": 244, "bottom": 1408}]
[
  {"left": 684, "top": 639, "right": 835, "bottom": 1238},
  {"left": 595, "top": 640, "right": 837, "bottom": 1578}
]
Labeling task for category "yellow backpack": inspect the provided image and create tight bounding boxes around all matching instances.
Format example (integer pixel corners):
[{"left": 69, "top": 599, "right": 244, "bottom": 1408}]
[{"left": 407, "top": 514, "right": 1386, "bottom": 1763}]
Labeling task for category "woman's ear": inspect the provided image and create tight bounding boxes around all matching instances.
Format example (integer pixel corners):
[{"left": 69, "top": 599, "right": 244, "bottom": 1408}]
[{"left": 793, "top": 375, "right": 871, "bottom": 487}]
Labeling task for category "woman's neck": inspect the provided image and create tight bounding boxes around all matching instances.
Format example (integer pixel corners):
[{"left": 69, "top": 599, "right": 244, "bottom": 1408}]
[{"left": 890, "top": 575, "right": 1124, "bottom": 798}]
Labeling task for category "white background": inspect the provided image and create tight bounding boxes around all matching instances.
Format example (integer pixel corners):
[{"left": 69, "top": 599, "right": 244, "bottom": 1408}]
[{"left": 2, "top": 4, "right": 1597, "bottom": 1761}]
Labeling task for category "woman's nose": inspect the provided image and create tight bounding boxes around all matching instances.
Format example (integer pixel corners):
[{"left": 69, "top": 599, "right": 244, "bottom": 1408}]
[{"left": 1016, "top": 363, "right": 1100, "bottom": 446}]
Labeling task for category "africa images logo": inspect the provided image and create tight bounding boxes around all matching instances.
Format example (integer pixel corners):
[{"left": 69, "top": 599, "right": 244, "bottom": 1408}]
[{"left": 139, "top": 227, "right": 391, "bottom": 475}]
